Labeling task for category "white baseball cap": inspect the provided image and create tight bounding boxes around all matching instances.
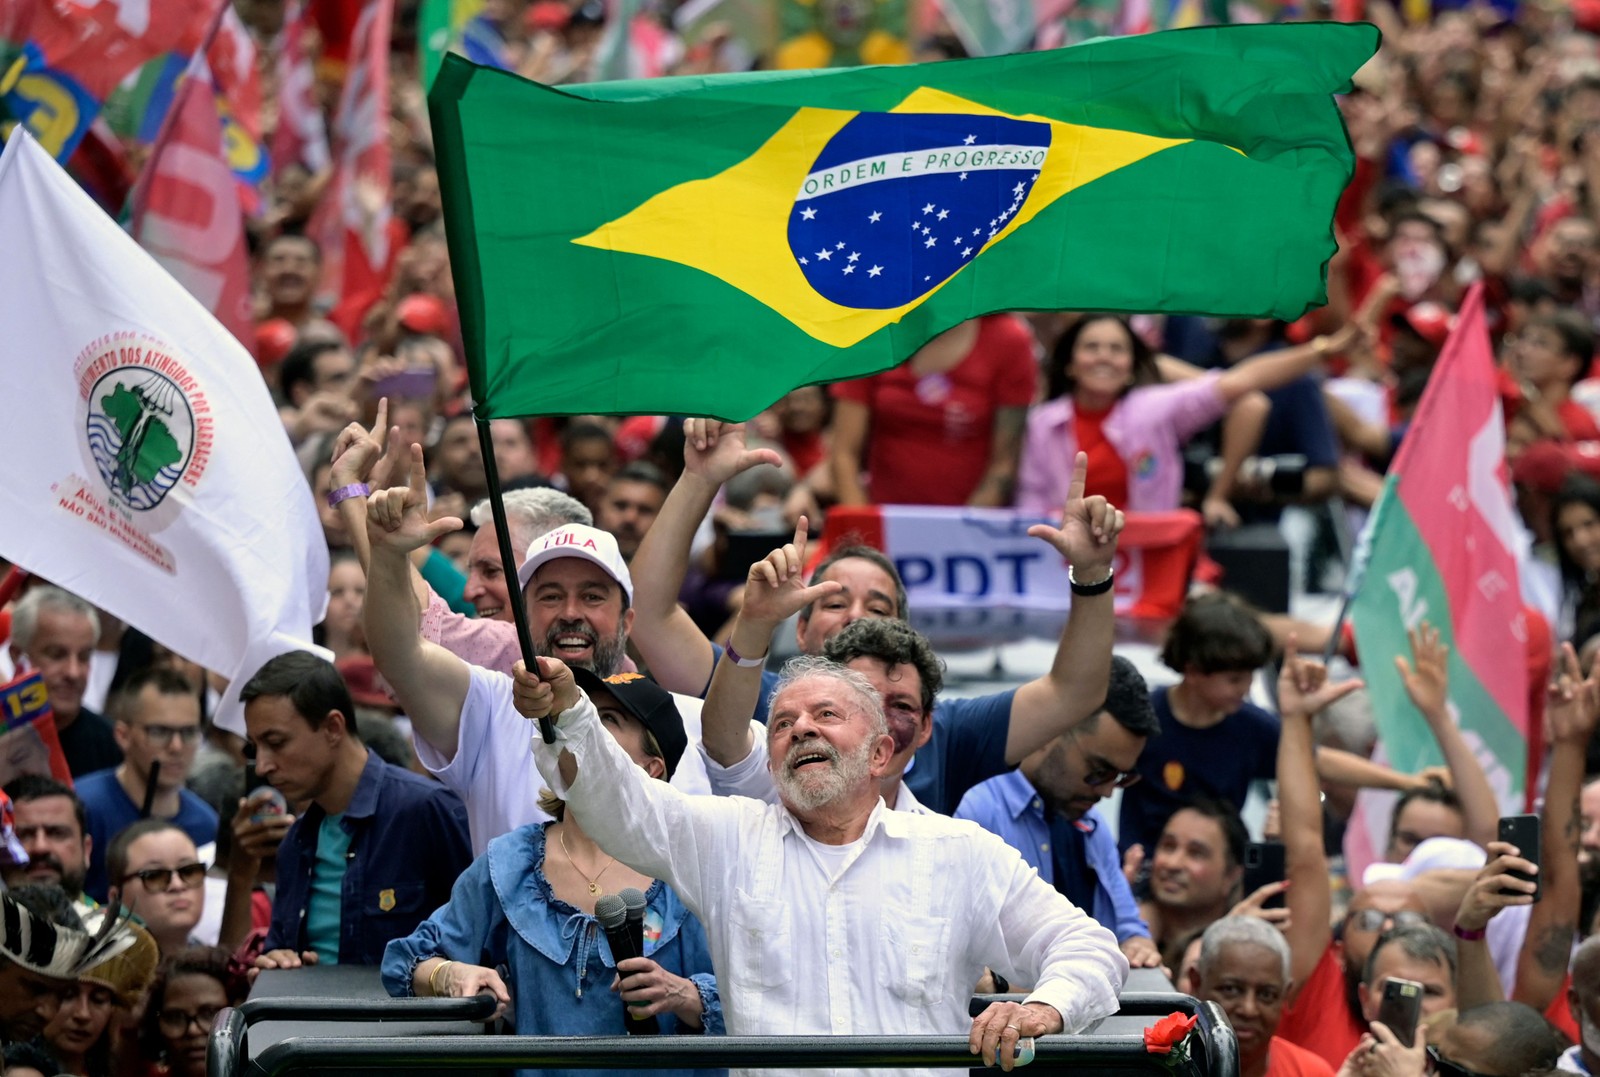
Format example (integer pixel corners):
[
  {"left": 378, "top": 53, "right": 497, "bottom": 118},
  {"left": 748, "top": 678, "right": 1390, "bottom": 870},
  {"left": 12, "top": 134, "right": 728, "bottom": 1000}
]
[
  {"left": 516, "top": 523, "right": 634, "bottom": 603},
  {"left": 1361, "top": 836, "right": 1487, "bottom": 888}
]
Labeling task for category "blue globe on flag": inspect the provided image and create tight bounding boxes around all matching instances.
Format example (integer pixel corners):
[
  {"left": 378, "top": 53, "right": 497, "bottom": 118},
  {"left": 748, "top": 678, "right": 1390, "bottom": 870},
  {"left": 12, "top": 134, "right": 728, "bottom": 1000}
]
[{"left": 786, "top": 111, "right": 1052, "bottom": 309}]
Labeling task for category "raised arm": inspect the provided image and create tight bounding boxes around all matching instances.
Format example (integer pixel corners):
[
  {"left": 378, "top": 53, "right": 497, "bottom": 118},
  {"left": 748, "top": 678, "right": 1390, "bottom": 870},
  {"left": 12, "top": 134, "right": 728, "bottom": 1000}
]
[
  {"left": 1006, "top": 453, "right": 1123, "bottom": 763},
  {"left": 363, "top": 444, "right": 473, "bottom": 753},
  {"left": 702, "top": 519, "right": 840, "bottom": 767},
  {"left": 1453, "top": 841, "right": 1533, "bottom": 1012},
  {"left": 627, "top": 419, "right": 783, "bottom": 698},
  {"left": 328, "top": 399, "right": 434, "bottom": 612},
  {"left": 829, "top": 398, "right": 873, "bottom": 507},
  {"left": 520, "top": 657, "right": 730, "bottom": 908},
  {"left": 1279, "top": 639, "right": 1362, "bottom": 990},
  {"left": 1514, "top": 643, "right": 1599, "bottom": 1011},
  {"left": 1396, "top": 623, "right": 1498, "bottom": 849},
  {"left": 1214, "top": 322, "right": 1360, "bottom": 405}
]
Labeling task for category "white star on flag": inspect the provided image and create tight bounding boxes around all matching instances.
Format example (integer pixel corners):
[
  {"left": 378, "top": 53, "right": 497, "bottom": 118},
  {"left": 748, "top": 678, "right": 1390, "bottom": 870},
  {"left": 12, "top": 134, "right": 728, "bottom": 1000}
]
[
  {"left": 959, "top": 172, "right": 968, "bottom": 181},
  {"left": 937, "top": 209, "right": 949, "bottom": 220},
  {"left": 848, "top": 252, "right": 860, "bottom": 262},
  {"left": 816, "top": 249, "right": 831, "bottom": 261},
  {"left": 922, "top": 203, "right": 934, "bottom": 214},
  {"left": 868, "top": 265, "right": 883, "bottom": 277},
  {"left": 924, "top": 235, "right": 937, "bottom": 247},
  {"left": 800, "top": 257, "right": 808, "bottom": 265},
  {"left": 869, "top": 211, "right": 882, "bottom": 223},
  {"left": 801, "top": 207, "right": 817, "bottom": 220},
  {"left": 962, "top": 247, "right": 972, "bottom": 257},
  {"left": 835, "top": 241, "right": 845, "bottom": 249},
  {"left": 843, "top": 264, "right": 855, "bottom": 275},
  {"left": 963, "top": 134, "right": 977, "bottom": 145},
  {"left": 1013, "top": 182, "right": 1026, "bottom": 196}
]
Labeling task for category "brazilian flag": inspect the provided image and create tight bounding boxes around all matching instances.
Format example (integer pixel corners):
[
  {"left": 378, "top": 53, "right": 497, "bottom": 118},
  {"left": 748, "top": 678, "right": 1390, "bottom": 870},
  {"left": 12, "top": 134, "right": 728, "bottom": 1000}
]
[{"left": 429, "top": 23, "right": 1378, "bottom": 422}]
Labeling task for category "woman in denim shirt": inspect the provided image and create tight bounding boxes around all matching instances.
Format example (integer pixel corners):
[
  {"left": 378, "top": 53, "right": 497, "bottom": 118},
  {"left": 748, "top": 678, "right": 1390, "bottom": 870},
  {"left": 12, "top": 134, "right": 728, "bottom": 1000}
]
[{"left": 382, "top": 672, "right": 723, "bottom": 1077}]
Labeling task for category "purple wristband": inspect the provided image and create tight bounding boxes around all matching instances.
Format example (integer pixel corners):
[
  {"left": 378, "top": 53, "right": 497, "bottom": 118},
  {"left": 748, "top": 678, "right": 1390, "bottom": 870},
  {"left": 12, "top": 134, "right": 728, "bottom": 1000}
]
[
  {"left": 326, "top": 482, "right": 371, "bottom": 509},
  {"left": 723, "top": 641, "right": 767, "bottom": 668},
  {"left": 1452, "top": 924, "right": 1486, "bottom": 941}
]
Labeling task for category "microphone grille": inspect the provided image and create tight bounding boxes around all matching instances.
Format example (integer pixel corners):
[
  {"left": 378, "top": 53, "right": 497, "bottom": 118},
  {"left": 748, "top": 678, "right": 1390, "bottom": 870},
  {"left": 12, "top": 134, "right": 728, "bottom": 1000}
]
[
  {"left": 594, "top": 893, "right": 628, "bottom": 930},
  {"left": 619, "top": 887, "right": 647, "bottom": 918}
]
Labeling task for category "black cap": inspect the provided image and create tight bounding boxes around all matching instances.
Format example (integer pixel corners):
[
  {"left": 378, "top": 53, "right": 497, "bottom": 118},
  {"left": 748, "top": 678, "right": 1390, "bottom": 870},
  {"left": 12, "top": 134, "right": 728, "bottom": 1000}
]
[{"left": 572, "top": 669, "right": 687, "bottom": 779}]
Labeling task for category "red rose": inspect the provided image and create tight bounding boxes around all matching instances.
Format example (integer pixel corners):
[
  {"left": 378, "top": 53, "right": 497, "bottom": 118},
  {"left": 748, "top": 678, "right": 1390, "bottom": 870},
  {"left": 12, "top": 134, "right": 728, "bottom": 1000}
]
[{"left": 1143, "top": 1012, "right": 1199, "bottom": 1055}]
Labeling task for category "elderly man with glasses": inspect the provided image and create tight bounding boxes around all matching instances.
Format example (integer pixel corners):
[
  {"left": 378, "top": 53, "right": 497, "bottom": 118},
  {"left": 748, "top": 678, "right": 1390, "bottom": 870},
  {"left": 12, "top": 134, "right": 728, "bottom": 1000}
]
[{"left": 77, "top": 668, "right": 217, "bottom": 903}]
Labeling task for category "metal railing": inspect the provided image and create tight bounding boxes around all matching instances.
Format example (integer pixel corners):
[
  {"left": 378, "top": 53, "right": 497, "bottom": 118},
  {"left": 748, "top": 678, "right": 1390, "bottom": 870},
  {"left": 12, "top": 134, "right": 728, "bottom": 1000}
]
[{"left": 210, "top": 991, "right": 1237, "bottom": 1077}]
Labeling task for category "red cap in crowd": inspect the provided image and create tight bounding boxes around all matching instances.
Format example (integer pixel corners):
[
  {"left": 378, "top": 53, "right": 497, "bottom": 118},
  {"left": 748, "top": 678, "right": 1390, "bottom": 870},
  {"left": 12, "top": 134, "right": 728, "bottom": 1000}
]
[
  {"left": 1391, "top": 302, "right": 1455, "bottom": 347},
  {"left": 396, "top": 294, "right": 452, "bottom": 337},
  {"left": 255, "top": 318, "right": 298, "bottom": 368}
]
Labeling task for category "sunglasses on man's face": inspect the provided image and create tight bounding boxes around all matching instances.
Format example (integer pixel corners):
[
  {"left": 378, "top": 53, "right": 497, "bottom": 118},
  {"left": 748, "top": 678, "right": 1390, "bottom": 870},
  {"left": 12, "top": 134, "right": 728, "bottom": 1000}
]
[
  {"left": 1348, "top": 908, "right": 1430, "bottom": 932},
  {"left": 1427, "top": 1046, "right": 1495, "bottom": 1077},
  {"left": 122, "top": 862, "right": 208, "bottom": 892}
]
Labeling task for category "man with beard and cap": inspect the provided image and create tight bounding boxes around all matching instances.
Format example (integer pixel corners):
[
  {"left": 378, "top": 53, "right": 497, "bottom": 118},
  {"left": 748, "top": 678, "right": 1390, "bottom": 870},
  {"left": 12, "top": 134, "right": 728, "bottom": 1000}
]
[
  {"left": 363, "top": 448, "right": 710, "bottom": 853},
  {"left": 516, "top": 652, "right": 1127, "bottom": 1073},
  {"left": 955, "top": 656, "right": 1162, "bottom": 968},
  {"left": 324, "top": 402, "right": 597, "bottom": 669},
  {"left": 1, "top": 778, "right": 91, "bottom": 914},
  {"left": 0, "top": 886, "right": 135, "bottom": 1048}
]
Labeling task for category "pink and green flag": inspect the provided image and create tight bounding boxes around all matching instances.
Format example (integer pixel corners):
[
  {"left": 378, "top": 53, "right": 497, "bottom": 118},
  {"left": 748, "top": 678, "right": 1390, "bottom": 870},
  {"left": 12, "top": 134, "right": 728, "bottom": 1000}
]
[{"left": 1348, "top": 282, "right": 1528, "bottom": 813}]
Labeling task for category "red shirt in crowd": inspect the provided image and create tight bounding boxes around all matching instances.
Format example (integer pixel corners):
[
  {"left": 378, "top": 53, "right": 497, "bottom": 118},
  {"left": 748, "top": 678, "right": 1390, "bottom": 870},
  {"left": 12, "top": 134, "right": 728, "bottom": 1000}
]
[
  {"left": 1277, "top": 943, "right": 1365, "bottom": 1070},
  {"left": 1073, "top": 403, "right": 1131, "bottom": 510},
  {"left": 1267, "top": 1036, "right": 1338, "bottom": 1077},
  {"left": 830, "top": 314, "right": 1036, "bottom": 505}
]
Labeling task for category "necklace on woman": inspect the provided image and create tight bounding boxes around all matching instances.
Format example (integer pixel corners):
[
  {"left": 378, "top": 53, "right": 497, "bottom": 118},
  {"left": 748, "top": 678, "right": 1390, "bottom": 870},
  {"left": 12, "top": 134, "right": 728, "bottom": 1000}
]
[{"left": 558, "top": 827, "right": 616, "bottom": 895}]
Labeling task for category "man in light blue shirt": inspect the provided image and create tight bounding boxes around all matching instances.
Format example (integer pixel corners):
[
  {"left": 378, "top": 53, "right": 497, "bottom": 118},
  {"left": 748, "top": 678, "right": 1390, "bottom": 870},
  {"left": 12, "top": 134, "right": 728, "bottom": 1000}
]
[{"left": 956, "top": 655, "right": 1162, "bottom": 970}]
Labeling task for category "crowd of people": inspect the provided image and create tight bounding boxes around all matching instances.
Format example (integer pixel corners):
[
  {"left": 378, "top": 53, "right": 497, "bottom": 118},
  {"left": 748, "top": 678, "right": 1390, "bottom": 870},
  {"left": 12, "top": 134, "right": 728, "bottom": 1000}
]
[{"left": 19, "top": 0, "right": 1600, "bottom": 1075}]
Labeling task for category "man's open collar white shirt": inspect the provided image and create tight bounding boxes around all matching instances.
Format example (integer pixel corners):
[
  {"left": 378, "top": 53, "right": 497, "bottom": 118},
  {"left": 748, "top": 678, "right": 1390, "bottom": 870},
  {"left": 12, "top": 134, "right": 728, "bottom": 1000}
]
[{"left": 534, "top": 690, "right": 1127, "bottom": 1077}]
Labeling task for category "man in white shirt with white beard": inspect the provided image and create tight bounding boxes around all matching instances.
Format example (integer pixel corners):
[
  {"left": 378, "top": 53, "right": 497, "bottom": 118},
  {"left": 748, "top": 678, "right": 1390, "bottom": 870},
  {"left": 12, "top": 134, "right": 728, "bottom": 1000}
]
[{"left": 513, "top": 651, "right": 1128, "bottom": 1074}]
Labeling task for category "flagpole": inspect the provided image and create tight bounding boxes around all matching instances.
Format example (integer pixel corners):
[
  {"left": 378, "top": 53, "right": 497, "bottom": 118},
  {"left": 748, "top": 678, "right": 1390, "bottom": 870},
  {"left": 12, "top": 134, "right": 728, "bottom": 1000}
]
[
  {"left": 473, "top": 411, "right": 556, "bottom": 743},
  {"left": 1322, "top": 504, "right": 1377, "bottom": 664}
]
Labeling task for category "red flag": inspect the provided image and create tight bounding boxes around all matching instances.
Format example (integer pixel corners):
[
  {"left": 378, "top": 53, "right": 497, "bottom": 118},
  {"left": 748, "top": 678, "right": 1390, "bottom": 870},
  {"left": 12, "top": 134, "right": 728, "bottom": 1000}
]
[
  {"left": 206, "top": 4, "right": 261, "bottom": 142},
  {"left": 309, "top": 0, "right": 397, "bottom": 340},
  {"left": 129, "top": 56, "right": 254, "bottom": 349},
  {"left": 0, "top": 0, "right": 218, "bottom": 159},
  {"left": 270, "top": 1, "right": 332, "bottom": 179}
]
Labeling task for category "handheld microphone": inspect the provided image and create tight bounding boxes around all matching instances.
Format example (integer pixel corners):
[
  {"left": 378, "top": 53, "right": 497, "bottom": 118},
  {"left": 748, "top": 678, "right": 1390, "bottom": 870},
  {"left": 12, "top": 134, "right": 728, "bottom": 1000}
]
[
  {"left": 595, "top": 893, "right": 659, "bottom": 1035},
  {"left": 619, "top": 887, "right": 647, "bottom": 958}
]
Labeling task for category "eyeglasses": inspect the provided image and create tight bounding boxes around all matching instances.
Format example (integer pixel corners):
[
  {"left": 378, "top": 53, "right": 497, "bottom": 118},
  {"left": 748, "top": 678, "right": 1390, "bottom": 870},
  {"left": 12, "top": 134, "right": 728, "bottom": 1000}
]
[
  {"left": 1427, "top": 1046, "right": 1493, "bottom": 1077},
  {"left": 122, "top": 862, "right": 208, "bottom": 892},
  {"left": 1348, "top": 908, "right": 1431, "bottom": 932},
  {"left": 158, "top": 1006, "right": 222, "bottom": 1036},
  {"left": 1068, "top": 735, "right": 1141, "bottom": 790},
  {"left": 137, "top": 723, "right": 201, "bottom": 746}
]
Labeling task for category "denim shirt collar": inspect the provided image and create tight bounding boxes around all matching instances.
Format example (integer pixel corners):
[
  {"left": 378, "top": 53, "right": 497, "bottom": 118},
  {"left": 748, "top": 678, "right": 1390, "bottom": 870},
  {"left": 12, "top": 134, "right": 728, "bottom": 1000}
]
[{"left": 485, "top": 823, "right": 688, "bottom": 967}]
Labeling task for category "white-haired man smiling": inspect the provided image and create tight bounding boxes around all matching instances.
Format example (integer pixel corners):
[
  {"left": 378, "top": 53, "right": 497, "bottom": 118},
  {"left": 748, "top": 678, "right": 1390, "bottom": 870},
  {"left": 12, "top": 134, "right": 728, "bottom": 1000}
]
[{"left": 516, "top": 652, "right": 1127, "bottom": 1076}]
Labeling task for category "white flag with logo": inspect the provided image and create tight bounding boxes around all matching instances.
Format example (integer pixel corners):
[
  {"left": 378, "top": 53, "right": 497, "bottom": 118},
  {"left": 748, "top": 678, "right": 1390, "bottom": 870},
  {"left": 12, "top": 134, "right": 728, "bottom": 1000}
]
[{"left": 0, "top": 130, "right": 329, "bottom": 736}]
